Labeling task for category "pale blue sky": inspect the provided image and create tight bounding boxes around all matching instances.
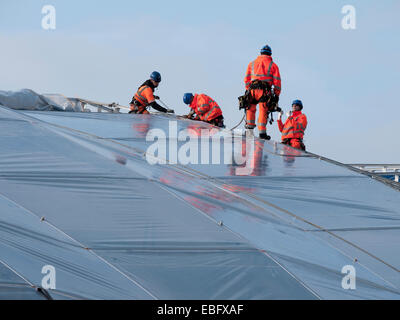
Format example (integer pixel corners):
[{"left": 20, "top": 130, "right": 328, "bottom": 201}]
[{"left": 0, "top": 0, "right": 399, "bottom": 163}]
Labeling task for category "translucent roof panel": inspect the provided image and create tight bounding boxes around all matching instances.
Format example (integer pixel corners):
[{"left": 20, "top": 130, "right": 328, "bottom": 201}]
[{"left": 0, "top": 106, "right": 398, "bottom": 299}]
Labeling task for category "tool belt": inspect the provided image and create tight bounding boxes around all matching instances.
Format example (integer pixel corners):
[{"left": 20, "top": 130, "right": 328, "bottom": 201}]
[
  {"left": 130, "top": 98, "right": 147, "bottom": 114},
  {"left": 249, "top": 80, "right": 271, "bottom": 104},
  {"left": 249, "top": 80, "right": 271, "bottom": 91},
  {"left": 238, "top": 94, "right": 249, "bottom": 110},
  {"left": 239, "top": 80, "right": 282, "bottom": 112}
]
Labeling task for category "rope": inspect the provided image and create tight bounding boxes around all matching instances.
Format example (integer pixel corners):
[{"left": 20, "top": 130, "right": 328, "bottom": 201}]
[
  {"left": 230, "top": 113, "right": 246, "bottom": 131},
  {"left": 157, "top": 98, "right": 168, "bottom": 108}
]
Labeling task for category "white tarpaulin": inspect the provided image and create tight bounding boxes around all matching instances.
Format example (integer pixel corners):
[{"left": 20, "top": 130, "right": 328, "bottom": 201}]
[{"left": 0, "top": 89, "right": 84, "bottom": 112}]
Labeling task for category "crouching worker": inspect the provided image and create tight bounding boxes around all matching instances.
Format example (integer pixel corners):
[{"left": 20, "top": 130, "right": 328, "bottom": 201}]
[
  {"left": 183, "top": 93, "right": 225, "bottom": 128},
  {"left": 129, "top": 71, "right": 174, "bottom": 114},
  {"left": 277, "top": 100, "right": 307, "bottom": 150}
]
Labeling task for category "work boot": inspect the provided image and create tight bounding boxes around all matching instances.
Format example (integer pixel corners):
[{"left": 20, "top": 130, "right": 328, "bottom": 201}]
[
  {"left": 259, "top": 133, "right": 271, "bottom": 140},
  {"left": 245, "top": 124, "right": 255, "bottom": 130}
]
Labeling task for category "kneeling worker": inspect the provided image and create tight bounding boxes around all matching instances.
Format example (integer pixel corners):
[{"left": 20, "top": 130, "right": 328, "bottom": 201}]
[
  {"left": 183, "top": 93, "right": 225, "bottom": 127},
  {"left": 129, "top": 71, "right": 174, "bottom": 114},
  {"left": 277, "top": 100, "right": 307, "bottom": 150}
]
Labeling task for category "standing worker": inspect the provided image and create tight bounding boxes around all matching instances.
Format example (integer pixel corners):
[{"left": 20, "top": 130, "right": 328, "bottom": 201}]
[
  {"left": 277, "top": 100, "right": 307, "bottom": 150},
  {"left": 183, "top": 93, "right": 225, "bottom": 127},
  {"left": 129, "top": 71, "right": 174, "bottom": 114},
  {"left": 243, "top": 45, "right": 282, "bottom": 140}
]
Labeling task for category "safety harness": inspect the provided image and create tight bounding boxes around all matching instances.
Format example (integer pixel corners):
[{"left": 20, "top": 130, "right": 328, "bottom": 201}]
[
  {"left": 130, "top": 80, "right": 155, "bottom": 114},
  {"left": 238, "top": 79, "right": 280, "bottom": 127}
]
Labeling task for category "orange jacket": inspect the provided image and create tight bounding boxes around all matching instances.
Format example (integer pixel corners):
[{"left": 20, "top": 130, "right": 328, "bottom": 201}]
[
  {"left": 278, "top": 111, "right": 307, "bottom": 140},
  {"left": 134, "top": 85, "right": 155, "bottom": 107},
  {"left": 190, "top": 94, "right": 222, "bottom": 122},
  {"left": 244, "top": 55, "right": 281, "bottom": 95}
]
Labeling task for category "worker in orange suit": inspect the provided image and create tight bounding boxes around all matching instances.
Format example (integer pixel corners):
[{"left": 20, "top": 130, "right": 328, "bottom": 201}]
[
  {"left": 183, "top": 93, "right": 225, "bottom": 128},
  {"left": 277, "top": 100, "right": 307, "bottom": 150},
  {"left": 244, "top": 45, "right": 281, "bottom": 140},
  {"left": 129, "top": 71, "right": 174, "bottom": 114}
]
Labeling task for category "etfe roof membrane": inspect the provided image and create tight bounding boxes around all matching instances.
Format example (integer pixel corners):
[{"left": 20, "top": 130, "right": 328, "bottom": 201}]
[{"left": 0, "top": 105, "right": 399, "bottom": 300}]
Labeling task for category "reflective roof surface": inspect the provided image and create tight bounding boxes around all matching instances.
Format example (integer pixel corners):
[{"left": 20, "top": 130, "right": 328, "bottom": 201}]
[{"left": 0, "top": 107, "right": 399, "bottom": 299}]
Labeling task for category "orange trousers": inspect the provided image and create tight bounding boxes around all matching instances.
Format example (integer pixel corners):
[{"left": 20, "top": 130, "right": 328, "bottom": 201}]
[
  {"left": 245, "top": 89, "right": 268, "bottom": 134},
  {"left": 286, "top": 138, "right": 306, "bottom": 151}
]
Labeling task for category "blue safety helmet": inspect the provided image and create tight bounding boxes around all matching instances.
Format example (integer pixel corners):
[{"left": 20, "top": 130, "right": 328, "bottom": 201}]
[
  {"left": 183, "top": 93, "right": 194, "bottom": 105},
  {"left": 292, "top": 99, "right": 303, "bottom": 110},
  {"left": 260, "top": 45, "right": 272, "bottom": 56},
  {"left": 150, "top": 71, "right": 161, "bottom": 83}
]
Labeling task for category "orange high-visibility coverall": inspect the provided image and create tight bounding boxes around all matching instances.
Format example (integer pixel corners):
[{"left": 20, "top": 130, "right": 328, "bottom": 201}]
[
  {"left": 277, "top": 110, "right": 307, "bottom": 150},
  {"left": 130, "top": 84, "right": 156, "bottom": 114},
  {"left": 244, "top": 55, "right": 281, "bottom": 134},
  {"left": 189, "top": 94, "right": 223, "bottom": 122}
]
